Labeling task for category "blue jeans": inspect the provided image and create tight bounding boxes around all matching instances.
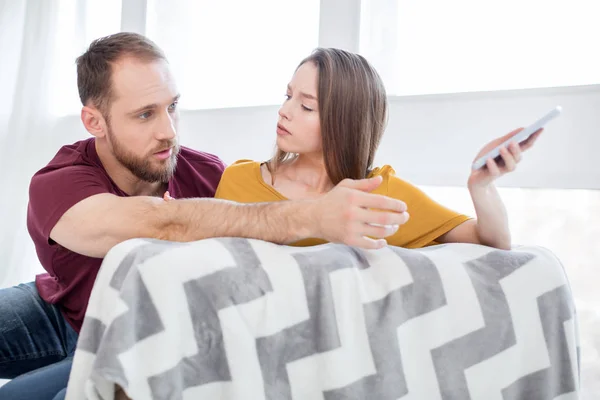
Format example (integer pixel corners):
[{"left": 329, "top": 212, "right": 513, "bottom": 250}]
[{"left": 0, "top": 282, "right": 78, "bottom": 399}]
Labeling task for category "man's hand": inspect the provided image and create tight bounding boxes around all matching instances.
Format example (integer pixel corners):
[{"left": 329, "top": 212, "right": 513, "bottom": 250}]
[{"left": 309, "top": 176, "right": 410, "bottom": 249}]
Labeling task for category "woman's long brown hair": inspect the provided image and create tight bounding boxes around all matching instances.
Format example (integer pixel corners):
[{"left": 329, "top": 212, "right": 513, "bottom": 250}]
[{"left": 270, "top": 48, "right": 388, "bottom": 185}]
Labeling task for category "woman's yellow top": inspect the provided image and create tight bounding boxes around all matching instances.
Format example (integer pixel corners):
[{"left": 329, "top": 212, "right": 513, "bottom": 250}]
[{"left": 215, "top": 160, "right": 471, "bottom": 248}]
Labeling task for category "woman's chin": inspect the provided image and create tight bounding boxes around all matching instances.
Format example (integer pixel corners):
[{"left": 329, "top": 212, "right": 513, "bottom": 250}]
[{"left": 276, "top": 139, "right": 295, "bottom": 153}]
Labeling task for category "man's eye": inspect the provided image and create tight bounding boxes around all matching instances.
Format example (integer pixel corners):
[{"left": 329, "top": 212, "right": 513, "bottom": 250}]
[{"left": 139, "top": 111, "right": 152, "bottom": 120}]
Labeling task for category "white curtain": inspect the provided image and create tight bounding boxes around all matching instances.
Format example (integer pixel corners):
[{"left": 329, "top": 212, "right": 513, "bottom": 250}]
[
  {"left": 0, "top": 1, "right": 62, "bottom": 287},
  {"left": 0, "top": 0, "right": 123, "bottom": 287}
]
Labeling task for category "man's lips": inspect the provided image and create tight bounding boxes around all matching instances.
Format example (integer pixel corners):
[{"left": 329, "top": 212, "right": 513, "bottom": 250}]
[{"left": 154, "top": 147, "right": 173, "bottom": 160}]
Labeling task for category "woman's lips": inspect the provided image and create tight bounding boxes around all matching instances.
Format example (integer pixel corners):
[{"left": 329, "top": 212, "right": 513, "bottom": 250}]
[{"left": 277, "top": 124, "right": 291, "bottom": 136}]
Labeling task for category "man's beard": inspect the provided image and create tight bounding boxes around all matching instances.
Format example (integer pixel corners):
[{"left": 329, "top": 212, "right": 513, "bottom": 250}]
[{"left": 107, "top": 125, "right": 180, "bottom": 183}]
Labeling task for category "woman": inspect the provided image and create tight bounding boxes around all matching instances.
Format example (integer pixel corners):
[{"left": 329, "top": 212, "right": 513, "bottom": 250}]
[{"left": 211, "top": 48, "right": 541, "bottom": 249}]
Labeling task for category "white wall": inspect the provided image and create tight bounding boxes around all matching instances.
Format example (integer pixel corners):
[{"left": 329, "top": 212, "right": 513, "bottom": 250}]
[
  {"left": 171, "top": 84, "right": 598, "bottom": 190},
  {"left": 381, "top": 85, "right": 599, "bottom": 189},
  {"left": 47, "top": 85, "right": 598, "bottom": 191}
]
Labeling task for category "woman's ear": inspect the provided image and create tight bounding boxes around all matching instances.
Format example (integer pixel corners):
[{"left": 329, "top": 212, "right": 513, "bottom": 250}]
[{"left": 81, "top": 106, "right": 107, "bottom": 138}]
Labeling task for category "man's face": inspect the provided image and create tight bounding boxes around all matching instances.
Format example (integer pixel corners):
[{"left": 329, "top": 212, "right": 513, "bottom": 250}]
[{"left": 105, "top": 57, "right": 181, "bottom": 183}]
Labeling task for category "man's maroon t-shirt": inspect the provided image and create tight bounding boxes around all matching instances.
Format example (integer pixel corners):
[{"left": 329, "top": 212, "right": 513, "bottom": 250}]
[{"left": 27, "top": 138, "right": 226, "bottom": 332}]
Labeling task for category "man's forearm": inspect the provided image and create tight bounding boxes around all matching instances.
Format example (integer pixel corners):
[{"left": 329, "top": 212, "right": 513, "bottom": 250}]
[
  {"left": 51, "top": 178, "right": 408, "bottom": 258},
  {"left": 154, "top": 197, "right": 314, "bottom": 245}
]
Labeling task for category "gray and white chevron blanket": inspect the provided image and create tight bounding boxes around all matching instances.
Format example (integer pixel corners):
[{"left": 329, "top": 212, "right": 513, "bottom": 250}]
[{"left": 66, "top": 238, "right": 580, "bottom": 399}]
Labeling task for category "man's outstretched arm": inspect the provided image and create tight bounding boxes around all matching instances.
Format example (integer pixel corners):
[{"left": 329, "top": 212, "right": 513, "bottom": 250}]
[{"left": 50, "top": 176, "right": 409, "bottom": 258}]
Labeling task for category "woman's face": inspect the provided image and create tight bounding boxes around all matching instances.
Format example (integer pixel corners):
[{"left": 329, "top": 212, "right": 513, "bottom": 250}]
[{"left": 276, "top": 62, "right": 322, "bottom": 156}]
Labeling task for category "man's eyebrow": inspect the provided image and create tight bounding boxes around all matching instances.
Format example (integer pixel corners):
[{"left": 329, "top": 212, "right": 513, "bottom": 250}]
[
  {"left": 287, "top": 84, "right": 317, "bottom": 101},
  {"left": 129, "top": 94, "right": 181, "bottom": 116}
]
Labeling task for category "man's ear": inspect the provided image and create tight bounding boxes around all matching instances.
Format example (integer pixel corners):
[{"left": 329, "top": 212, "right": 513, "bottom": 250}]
[{"left": 81, "top": 106, "right": 107, "bottom": 138}]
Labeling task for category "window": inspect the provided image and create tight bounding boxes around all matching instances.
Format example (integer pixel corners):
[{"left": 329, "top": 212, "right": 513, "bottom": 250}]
[
  {"left": 0, "top": 2, "right": 26, "bottom": 124},
  {"left": 145, "top": 0, "right": 321, "bottom": 110},
  {"left": 359, "top": 0, "right": 600, "bottom": 96}
]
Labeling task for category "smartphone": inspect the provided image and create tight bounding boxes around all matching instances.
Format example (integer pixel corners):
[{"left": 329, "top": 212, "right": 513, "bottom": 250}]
[{"left": 471, "top": 106, "right": 562, "bottom": 170}]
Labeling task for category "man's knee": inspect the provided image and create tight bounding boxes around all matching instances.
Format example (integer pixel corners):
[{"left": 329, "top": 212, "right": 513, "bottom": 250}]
[
  {"left": 0, "top": 283, "right": 46, "bottom": 377},
  {"left": 0, "top": 282, "right": 72, "bottom": 379},
  {"left": 0, "top": 378, "right": 55, "bottom": 400},
  {"left": 0, "top": 282, "right": 37, "bottom": 310},
  {"left": 52, "top": 387, "right": 67, "bottom": 400},
  {"left": 0, "top": 359, "right": 72, "bottom": 400}
]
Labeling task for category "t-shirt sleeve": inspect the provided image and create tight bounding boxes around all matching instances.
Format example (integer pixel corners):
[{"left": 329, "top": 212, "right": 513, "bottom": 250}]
[
  {"left": 384, "top": 173, "right": 472, "bottom": 248},
  {"left": 28, "top": 166, "right": 111, "bottom": 241}
]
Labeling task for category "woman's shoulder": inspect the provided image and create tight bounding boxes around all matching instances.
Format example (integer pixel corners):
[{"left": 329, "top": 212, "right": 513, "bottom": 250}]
[
  {"left": 370, "top": 164, "right": 422, "bottom": 195},
  {"left": 227, "top": 159, "right": 260, "bottom": 168},
  {"left": 218, "top": 159, "right": 263, "bottom": 188},
  {"left": 369, "top": 164, "right": 396, "bottom": 178},
  {"left": 215, "top": 159, "right": 265, "bottom": 200},
  {"left": 223, "top": 159, "right": 261, "bottom": 176},
  {"left": 370, "top": 164, "right": 407, "bottom": 184}
]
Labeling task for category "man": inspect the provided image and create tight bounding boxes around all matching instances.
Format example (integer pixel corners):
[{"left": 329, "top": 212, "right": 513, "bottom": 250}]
[{"left": 0, "top": 33, "right": 408, "bottom": 398}]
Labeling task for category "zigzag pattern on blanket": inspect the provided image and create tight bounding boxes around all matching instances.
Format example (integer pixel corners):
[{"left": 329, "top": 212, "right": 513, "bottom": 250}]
[{"left": 70, "top": 238, "right": 580, "bottom": 400}]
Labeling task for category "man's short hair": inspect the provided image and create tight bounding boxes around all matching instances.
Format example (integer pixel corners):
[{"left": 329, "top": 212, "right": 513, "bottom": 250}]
[{"left": 75, "top": 32, "right": 166, "bottom": 117}]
